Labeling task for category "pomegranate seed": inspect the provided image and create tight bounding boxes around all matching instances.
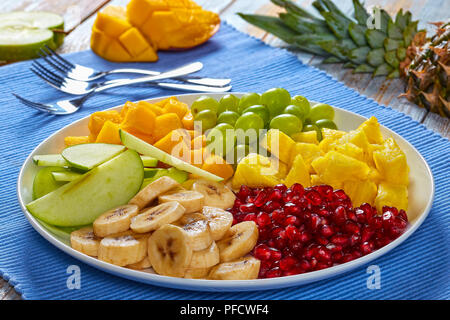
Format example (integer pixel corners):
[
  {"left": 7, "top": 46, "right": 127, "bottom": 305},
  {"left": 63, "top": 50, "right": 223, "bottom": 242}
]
[
  {"left": 333, "top": 189, "right": 349, "bottom": 201},
  {"left": 263, "top": 201, "right": 281, "bottom": 213},
  {"left": 344, "top": 221, "right": 360, "bottom": 234},
  {"left": 333, "top": 206, "right": 347, "bottom": 224},
  {"left": 340, "top": 254, "right": 353, "bottom": 263},
  {"left": 256, "top": 212, "right": 271, "bottom": 227},
  {"left": 243, "top": 213, "right": 257, "bottom": 222},
  {"left": 266, "top": 267, "right": 282, "bottom": 278},
  {"left": 267, "top": 189, "right": 283, "bottom": 202},
  {"left": 274, "top": 184, "right": 287, "bottom": 194},
  {"left": 331, "top": 234, "right": 348, "bottom": 246},
  {"left": 315, "top": 236, "right": 329, "bottom": 246},
  {"left": 320, "top": 224, "right": 335, "bottom": 238},
  {"left": 298, "top": 259, "right": 311, "bottom": 271},
  {"left": 360, "top": 241, "right": 374, "bottom": 255},
  {"left": 283, "top": 215, "right": 301, "bottom": 227},
  {"left": 236, "top": 186, "right": 252, "bottom": 201},
  {"left": 285, "top": 225, "right": 299, "bottom": 241},
  {"left": 269, "top": 248, "right": 282, "bottom": 261},
  {"left": 254, "top": 190, "right": 268, "bottom": 207},
  {"left": 290, "top": 183, "right": 305, "bottom": 196},
  {"left": 350, "top": 234, "right": 361, "bottom": 246},
  {"left": 254, "top": 244, "right": 271, "bottom": 261},
  {"left": 361, "top": 227, "right": 375, "bottom": 242},
  {"left": 306, "top": 190, "right": 322, "bottom": 206},
  {"left": 355, "top": 208, "right": 366, "bottom": 223},
  {"left": 309, "top": 214, "right": 321, "bottom": 232},
  {"left": 298, "top": 231, "right": 312, "bottom": 243},
  {"left": 326, "top": 243, "right": 342, "bottom": 253},
  {"left": 279, "top": 256, "right": 298, "bottom": 271},
  {"left": 240, "top": 203, "right": 256, "bottom": 213},
  {"left": 271, "top": 209, "right": 285, "bottom": 224},
  {"left": 284, "top": 202, "right": 302, "bottom": 216}
]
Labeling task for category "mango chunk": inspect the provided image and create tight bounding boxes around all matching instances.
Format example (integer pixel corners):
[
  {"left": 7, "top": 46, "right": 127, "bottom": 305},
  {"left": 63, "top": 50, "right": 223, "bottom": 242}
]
[
  {"left": 96, "top": 121, "right": 121, "bottom": 144},
  {"left": 88, "top": 110, "right": 122, "bottom": 137},
  {"left": 201, "top": 155, "right": 234, "bottom": 180},
  {"left": 153, "top": 113, "right": 183, "bottom": 141}
]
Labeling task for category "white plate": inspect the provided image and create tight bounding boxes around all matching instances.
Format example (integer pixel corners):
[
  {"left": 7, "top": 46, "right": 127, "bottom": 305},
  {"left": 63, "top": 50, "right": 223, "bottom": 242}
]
[{"left": 17, "top": 93, "right": 434, "bottom": 292}]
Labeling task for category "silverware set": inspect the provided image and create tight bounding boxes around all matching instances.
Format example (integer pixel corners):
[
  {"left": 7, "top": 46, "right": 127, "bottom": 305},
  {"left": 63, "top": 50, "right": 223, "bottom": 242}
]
[{"left": 13, "top": 45, "right": 232, "bottom": 115}]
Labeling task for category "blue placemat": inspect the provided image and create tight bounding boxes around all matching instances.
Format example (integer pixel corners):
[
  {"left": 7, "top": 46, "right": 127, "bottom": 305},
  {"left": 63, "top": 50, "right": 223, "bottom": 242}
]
[{"left": 0, "top": 22, "right": 449, "bottom": 300}]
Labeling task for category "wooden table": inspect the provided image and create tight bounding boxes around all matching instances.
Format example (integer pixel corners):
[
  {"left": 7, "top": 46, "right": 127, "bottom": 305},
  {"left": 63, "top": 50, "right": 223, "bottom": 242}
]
[{"left": 1, "top": 0, "right": 448, "bottom": 300}]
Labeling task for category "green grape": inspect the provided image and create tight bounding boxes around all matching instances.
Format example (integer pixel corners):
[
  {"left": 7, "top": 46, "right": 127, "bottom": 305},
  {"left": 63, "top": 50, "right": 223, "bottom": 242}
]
[
  {"left": 217, "top": 111, "right": 240, "bottom": 127},
  {"left": 218, "top": 94, "right": 239, "bottom": 114},
  {"left": 269, "top": 114, "right": 302, "bottom": 137},
  {"left": 235, "top": 112, "right": 264, "bottom": 144},
  {"left": 309, "top": 103, "right": 334, "bottom": 122},
  {"left": 261, "top": 87, "right": 291, "bottom": 118},
  {"left": 290, "top": 95, "right": 310, "bottom": 118},
  {"left": 242, "top": 104, "right": 270, "bottom": 126},
  {"left": 191, "top": 95, "right": 219, "bottom": 117},
  {"left": 283, "top": 104, "right": 306, "bottom": 122},
  {"left": 303, "top": 124, "right": 322, "bottom": 141},
  {"left": 238, "top": 93, "right": 261, "bottom": 114},
  {"left": 315, "top": 119, "right": 337, "bottom": 130},
  {"left": 206, "top": 123, "right": 235, "bottom": 156},
  {"left": 194, "top": 109, "right": 217, "bottom": 132}
]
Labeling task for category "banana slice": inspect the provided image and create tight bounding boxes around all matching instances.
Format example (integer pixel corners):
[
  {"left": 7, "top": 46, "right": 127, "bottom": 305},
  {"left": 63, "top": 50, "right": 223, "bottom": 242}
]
[
  {"left": 192, "top": 179, "right": 236, "bottom": 210},
  {"left": 184, "top": 267, "right": 211, "bottom": 279},
  {"left": 130, "top": 201, "right": 185, "bottom": 233},
  {"left": 93, "top": 204, "right": 139, "bottom": 237},
  {"left": 159, "top": 190, "right": 204, "bottom": 213},
  {"left": 189, "top": 241, "right": 219, "bottom": 269},
  {"left": 70, "top": 227, "right": 100, "bottom": 257},
  {"left": 129, "top": 176, "right": 180, "bottom": 209},
  {"left": 148, "top": 224, "right": 193, "bottom": 277},
  {"left": 176, "top": 212, "right": 212, "bottom": 251},
  {"left": 216, "top": 221, "right": 259, "bottom": 262},
  {"left": 202, "top": 206, "right": 234, "bottom": 241},
  {"left": 208, "top": 255, "right": 261, "bottom": 280},
  {"left": 127, "top": 256, "right": 152, "bottom": 270},
  {"left": 98, "top": 233, "right": 149, "bottom": 266}
]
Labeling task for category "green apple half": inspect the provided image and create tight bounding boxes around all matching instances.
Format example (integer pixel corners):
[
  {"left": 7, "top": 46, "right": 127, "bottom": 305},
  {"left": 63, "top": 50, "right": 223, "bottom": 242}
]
[
  {"left": 0, "top": 11, "right": 64, "bottom": 62},
  {"left": 27, "top": 149, "right": 144, "bottom": 227}
]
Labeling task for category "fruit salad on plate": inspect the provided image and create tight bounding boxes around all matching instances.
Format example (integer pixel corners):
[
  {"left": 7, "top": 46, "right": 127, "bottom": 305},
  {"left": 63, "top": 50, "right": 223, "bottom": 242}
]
[{"left": 26, "top": 88, "right": 410, "bottom": 280}]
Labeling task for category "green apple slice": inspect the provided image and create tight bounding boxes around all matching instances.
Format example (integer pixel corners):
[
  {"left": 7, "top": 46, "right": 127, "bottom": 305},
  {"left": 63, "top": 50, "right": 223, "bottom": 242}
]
[
  {"left": 33, "top": 154, "right": 68, "bottom": 167},
  {"left": 52, "top": 171, "right": 82, "bottom": 182},
  {"left": 0, "top": 11, "right": 64, "bottom": 62},
  {"left": 120, "top": 130, "right": 222, "bottom": 182},
  {"left": 141, "top": 155, "right": 158, "bottom": 167},
  {"left": 33, "top": 166, "right": 68, "bottom": 199},
  {"left": 141, "top": 168, "right": 188, "bottom": 189},
  {"left": 26, "top": 149, "right": 144, "bottom": 226},
  {"left": 61, "top": 143, "right": 126, "bottom": 171}
]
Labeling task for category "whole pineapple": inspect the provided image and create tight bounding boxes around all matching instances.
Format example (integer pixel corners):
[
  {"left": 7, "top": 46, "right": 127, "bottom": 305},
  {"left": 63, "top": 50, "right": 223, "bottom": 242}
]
[
  {"left": 402, "top": 23, "right": 449, "bottom": 117},
  {"left": 239, "top": 0, "right": 450, "bottom": 117}
]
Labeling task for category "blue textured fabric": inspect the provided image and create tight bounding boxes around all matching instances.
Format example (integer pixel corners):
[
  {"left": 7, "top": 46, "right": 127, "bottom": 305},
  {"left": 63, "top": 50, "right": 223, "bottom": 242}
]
[{"left": 0, "top": 22, "right": 449, "bottom": 300}]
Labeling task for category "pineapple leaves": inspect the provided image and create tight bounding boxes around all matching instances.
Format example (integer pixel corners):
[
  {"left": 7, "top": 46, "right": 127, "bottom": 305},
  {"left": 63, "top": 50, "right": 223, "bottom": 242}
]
[
  {"left": 238, "top": 0, "right": 420, "bottom": 78},
  {"left": 352, "top": 0, "right": 370, "bottom": 25}
]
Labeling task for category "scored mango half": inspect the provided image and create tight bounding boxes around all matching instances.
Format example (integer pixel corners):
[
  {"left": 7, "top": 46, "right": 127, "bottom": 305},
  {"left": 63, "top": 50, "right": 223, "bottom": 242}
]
[
  {"left": 91, "top": 5, "right": 158, "bottom": 62},
  {"left": 91, "top": 0, "right": 220, "bottom": 62},
  {"left": 127, "top": 0, "right": 220, "bottom": 50}
]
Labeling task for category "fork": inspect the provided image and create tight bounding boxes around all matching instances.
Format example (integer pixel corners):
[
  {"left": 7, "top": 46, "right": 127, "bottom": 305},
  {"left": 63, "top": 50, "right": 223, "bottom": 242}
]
[
  {"left": 31, "top": 61, "right": 204, "bottom": 95},
  {"left": 14, "top": 62, "right": 231, "bottom": 115},
  {"left": 39, "top": 45, "right": 231, "bottom": 87}
]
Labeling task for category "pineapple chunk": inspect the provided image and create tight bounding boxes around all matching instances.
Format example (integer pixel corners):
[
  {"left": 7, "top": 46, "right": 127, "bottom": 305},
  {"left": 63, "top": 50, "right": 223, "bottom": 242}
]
[
  {"left": 375, "top": 182, "right": 408, "bottom": 212},
  {"left": 343, "top": 180, "right": 378, "bottom": 207},
  {"left": 311, "top": 151, "right": 370, "bottom": 184},
  {"left": 373, "top": 137, "right": 409, "bottom": 186},
  {"left": 318, "top": 138, "right": 334, "bottom": 153},
  {"left": 357, "top": 116, "right": 384, "bottom": 145},
  {"left": 284, "top": 154, "right": 311, "bottom": 187},
  {"left": 368, "top": 167, "right": 383, "bottom": 184},
  {"left": 260, "top": 129, "right": 296, "bottom": 164},
  {"left": 321, "top": 128, "right": 346, "bottom": 141},
  {"left": 232, "top": 153, "right": 283, "bottom": 189},
  {"left": 289, "top": 143, "right": 323, "bottom": 173},
  {"left": 291, "top": 131, "right": 319, "bottom": 144},
  {"left": 334, "top": 143, "right": 365, "bottom": 161}
]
